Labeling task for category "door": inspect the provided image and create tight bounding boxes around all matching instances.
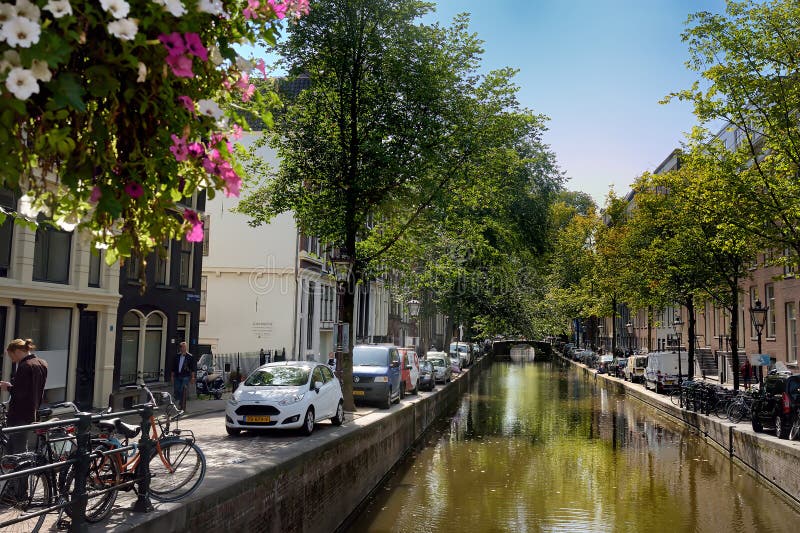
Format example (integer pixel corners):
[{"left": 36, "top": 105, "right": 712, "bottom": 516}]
[
  {"left": 75, "top": 310, "right": 98, "bottom": 410},
  {"left": 312, "top": 366, "right": 333, "bottom": 418}
]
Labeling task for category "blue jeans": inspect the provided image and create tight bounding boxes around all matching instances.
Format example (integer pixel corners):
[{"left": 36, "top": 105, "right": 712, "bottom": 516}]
[{"left": 174, "top": 376, "right": 190, "bottom": 408}]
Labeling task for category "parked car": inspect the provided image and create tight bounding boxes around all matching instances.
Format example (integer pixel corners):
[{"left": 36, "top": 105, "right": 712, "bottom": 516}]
[
  {"left": 398, "top": 347, "right": 420, "bottom": 395},
  {"left": 751, "top": 372, "right": 800, "bottom": 439},
  {"left": 449, "top": 342, "right": 472, "bottom": 368},
  {"left": 426, "top": 351, "right": 452, "bottom": 383},
  {"left": 352, "top": 344, "right": 403, "bottom": 409},
  {"left": 597, "top": 355, "right": 614, "bottom": 374},
  {"left": 613, "top": 357, "right": 628, "bottom": 378},
  {"left": 644, "top": 351, "right": 689, "bottom": 393},
  {"left": 625, "top": 354, "right": 648, "bottom": 383},
  {"left": 449, "top": 353, "right": 462, "bottom": 374},
  {"left": 418, "top": 360, "right": 436, "bottom": 391},
  {"left": 225, "top": 361, "right": 344, "bottom": 436}
]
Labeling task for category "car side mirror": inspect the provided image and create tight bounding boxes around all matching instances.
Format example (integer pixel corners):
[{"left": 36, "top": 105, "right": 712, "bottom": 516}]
[{"left": 314, "top": 381, "right": 323, "bottom": 392}]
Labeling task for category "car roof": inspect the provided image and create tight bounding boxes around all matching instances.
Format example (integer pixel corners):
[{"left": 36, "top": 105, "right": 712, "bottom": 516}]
[{"left": 257, "top": 361, "right": 317, "bottom": 370}]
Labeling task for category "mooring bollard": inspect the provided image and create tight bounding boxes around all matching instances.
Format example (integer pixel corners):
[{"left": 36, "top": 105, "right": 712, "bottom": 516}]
[
  {"left": 132, "top": 404, "right": 154, "bottom": 513},
  {"left": 69, "top": 413, "right": 93, "bottom": 533}
]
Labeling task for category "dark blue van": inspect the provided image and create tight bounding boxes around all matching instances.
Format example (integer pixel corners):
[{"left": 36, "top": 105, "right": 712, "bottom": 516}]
[{"left": 352, "top": 344, "right": 402, "bottom": 408}]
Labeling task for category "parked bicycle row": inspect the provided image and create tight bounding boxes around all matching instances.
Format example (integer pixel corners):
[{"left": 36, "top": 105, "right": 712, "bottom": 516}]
[
  {"left": 0, "top": 384, "right": 206, "bottom": 532},
  {"left": 562, "top": 343, "right": 800, "bottom": 442}
]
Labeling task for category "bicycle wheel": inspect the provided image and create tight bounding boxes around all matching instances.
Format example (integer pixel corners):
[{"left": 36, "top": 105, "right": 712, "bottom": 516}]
[
  {"left": 669, "top": 388, "right": 682, "bottom": 406},
  {"left": 0, "top": 471, "right": 51, "bottom": 532},
  {"left": 148, "top": 439, "right": 206, "bottom": 502},
  {"left": 789, "top": 415, "right": 800, "bottom": 441},
  {"left": 62, "top": 447, "right": 121, "bottom": 523},
  {"left": 727, "top": 402, "right": 745, "bottom": 424}
]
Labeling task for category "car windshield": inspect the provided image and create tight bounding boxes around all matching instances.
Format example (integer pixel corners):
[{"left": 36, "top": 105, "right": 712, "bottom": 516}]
[
  {"left": 353, "top": 346, "right": 390, "bottom": 366},
  {"left": 421, "top": 362, "right": 432, "bottom": 371},
  {"left": 245, "top": 367, "right": 310, "bottom": 387},
  {"left": 429, "top": 358, "right": 445, "bottom": 367}
]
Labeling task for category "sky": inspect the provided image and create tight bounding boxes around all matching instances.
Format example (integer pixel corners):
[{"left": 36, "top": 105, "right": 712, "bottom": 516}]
[{"left": 428, "top": 0, "right": 728, "bottom": 206}]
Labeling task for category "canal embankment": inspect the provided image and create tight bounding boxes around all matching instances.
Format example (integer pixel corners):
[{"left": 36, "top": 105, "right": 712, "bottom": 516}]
[
  {"left": 108, "top": 355, "right": 491, "bottom": 533},
  {"left": 563, "top": 356, "right": 800, "bottom": 508}
]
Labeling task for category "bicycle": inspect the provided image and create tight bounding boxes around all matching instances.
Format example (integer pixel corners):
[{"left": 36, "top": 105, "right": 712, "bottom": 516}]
[
  {"left": 93, "top": 384, "right": 206, "bottom": 503},
  {"left": 727, "top": 390, "right": 756, "bottom": 424},
  {"left": 789, "top": 405, "right": 800, "bottom": 441}
]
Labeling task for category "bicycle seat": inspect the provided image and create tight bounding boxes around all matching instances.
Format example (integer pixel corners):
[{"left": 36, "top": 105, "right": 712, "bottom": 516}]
[
  {"left": 37, "top": 407, "right": 53, "bottom": 419},
  {"left": 97, "top": 418, "right": 141, "bottom": 439}
]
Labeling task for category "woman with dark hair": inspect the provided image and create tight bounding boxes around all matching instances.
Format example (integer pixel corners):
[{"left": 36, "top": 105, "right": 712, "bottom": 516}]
[{"left": 0, "top": 339, "right": 48, "bottom": 451}]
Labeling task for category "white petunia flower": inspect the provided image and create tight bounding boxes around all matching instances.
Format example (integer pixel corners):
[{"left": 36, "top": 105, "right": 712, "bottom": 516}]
[
  {"left": 136, "top": 61, "right": 147, "bottom": 82},
  {"left": 5, "top": 66, "right": 39, "bottom": 100},
  {"left": 197, "top": 0, "right": 225, "bottom": 16},
  {"left": 0, "top": 49, "right": 20, "bottom": 72},
  {"left": 107, "top": 17, "right": 137, "bottom": 40},
  {"left": 162, "top": 0, "right": 185, "bottom": 16},
  {"left": 208, "top": 44, "right": 223, "bottom": 66},
  {"left": 0, "top": 3, "right": 15, "bottom": 26},
  {"left": 14, "top": 0, "right": 39, "bottom": 21},
  {"left": 99, "top": 0, "right": 129, "bottom": 18},
  {"left": 197, "top": 99, "right": 223, "bottom": 119},
  {"left": 2, "top": 16, "right": 40, "bottom": 47},
  {"left": 30, "top": 58, "right": 51, "bottom": 81},
  {"left": 43, "top": 0, "right": 72, "bottom": 17}
]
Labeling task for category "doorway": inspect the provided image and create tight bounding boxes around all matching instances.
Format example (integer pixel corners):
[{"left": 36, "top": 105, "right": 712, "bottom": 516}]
[{"left": 76, "top": 310, "right": 97, "bottom": 410}]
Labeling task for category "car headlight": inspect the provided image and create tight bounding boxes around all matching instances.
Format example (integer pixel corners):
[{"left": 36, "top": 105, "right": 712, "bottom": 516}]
[
  {"left": 279, "top": 393, "right": 306, "bottom": 406},
  {"left": 374, "top": 376, "right": 389, "bottom": 383},
  {"left": 228, "top": 397, "right": 238, "bottom": 406}
]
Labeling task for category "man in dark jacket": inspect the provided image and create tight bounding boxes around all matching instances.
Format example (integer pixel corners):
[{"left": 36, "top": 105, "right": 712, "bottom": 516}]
[
  {"left": 171, "top": 342, "right": 196, "bottom": 410},
  {"left": 1, "top": 339, "right": 48, "bottom": 451}
]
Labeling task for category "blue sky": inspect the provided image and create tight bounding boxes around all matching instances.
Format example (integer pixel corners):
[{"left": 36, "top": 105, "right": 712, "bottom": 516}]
[{"left": 429, "top": 0, "right": 728, "bottom": 206}]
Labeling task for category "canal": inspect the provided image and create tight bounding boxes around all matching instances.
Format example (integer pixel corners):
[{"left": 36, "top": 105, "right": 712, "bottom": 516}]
[{"left": 349, "top": 360, "right": 800, "bottom": 532}]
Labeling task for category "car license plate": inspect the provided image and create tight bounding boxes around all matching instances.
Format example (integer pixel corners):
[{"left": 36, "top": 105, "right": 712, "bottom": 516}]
[
  {"left": 665, "top": 380, "right": 674, "bottom": 385},
  {"left": 245, "top": 415, "right": 270, "bottom": 423},
  {"left": 353, "top": 390, "right": 365, "bottom": 396}
]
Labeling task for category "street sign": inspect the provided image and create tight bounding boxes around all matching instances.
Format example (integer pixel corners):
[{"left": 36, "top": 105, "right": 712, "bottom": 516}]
[{"left": 749, "top": 354, "right": 771, "bottom": 366}]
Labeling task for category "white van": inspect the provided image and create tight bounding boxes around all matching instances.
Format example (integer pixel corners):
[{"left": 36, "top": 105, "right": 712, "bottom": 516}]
[
  {"left": 644, "top": 351, "right": 690, "bottom": 393},
  {"left": 624, "top": 354, "right": 648, "bottom": 383}
]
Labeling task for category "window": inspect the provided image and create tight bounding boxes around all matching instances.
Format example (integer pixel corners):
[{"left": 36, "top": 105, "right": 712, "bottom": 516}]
[
  {"left": 200, "top": 276, "right": 207, "bottom": 322},
  {"left": 120, "top": 310, "right": 167, "bottom": 385},
  {"left": 202, "top": 215, "right": 210, "bottom": 256},
  {"left": 784, "top": 248, "right": 796, "bottom": 278},
  {"left": 154, "top": 240, "right": 171, "bottom": 285},
  {"left": 312, "top": 366, "right": 324, "bottom": 384},
  {"left": 179, "top": 239, "right": 194, "bottom": 288},
  {"left": 126, "top": 254, "right": 141, "bottom": 282},
  {"left": 17, "top": 306, "right": 71, "bottom": 402},
  {"left": 306, "top": 281, "right": 315, "bottom": 350},
  {"left": 321, "top": 365, "right": 334, "bottom": 382},
  {"left": 88, "top": 250, "right": 102, "bottom": 287},
  {"left": 786, "top": 302, "right": 797, "bottom": 363},
  {"left": 177, "top": 312, "right": 190, "bottom": 345},
  {"left": 0, "top": 189, "right": 15, "bottom": 277},
  {"left": 749, "top": 286, "right": 758, "bottom": 338},
  {"left": 33, "top": 220, "right": 71, "bottom": 283},
  {"left": 766, "top": 284, "right": 776, "bottom": 338}
]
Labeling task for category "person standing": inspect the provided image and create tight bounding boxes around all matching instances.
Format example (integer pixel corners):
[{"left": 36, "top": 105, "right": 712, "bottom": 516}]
[
  {"left": 171, "top": 342, "right": 195, "bottom": 411},
  {"left": 0, "top": 339, "right": 48, "bottom": 452}
]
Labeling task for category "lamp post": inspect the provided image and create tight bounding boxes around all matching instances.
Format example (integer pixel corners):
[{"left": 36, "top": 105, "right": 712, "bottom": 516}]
[
  {"left": 407, "top": 298, "right": 420, "bottom": 351},
  {"left": 750, "top": 298, "right": 768, "bottom": 388},
  {"left": 626, "top": 321, "right": 633, "bottom": 353},
  {"left": 331, "top": 255, "right": 353, "bottom": 380},
  {"left": 673, "top": 316, "right": 684, "bottom": 384},
  {"left": 598, "top": 321, "right": 604, "bottom": 353}
]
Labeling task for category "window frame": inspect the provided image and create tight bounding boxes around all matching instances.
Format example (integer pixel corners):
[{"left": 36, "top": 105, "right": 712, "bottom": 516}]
[{"left": 33, "top": 220, "right": 72, "bottom": 284}]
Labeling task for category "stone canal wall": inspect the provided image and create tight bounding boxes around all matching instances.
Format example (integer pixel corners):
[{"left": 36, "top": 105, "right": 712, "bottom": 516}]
[
  {"left": 126, "top": 355, "right": 490, "bottom": 533},
  {"left": 566, "top": 357, "right": 800, "bottom": 507}
]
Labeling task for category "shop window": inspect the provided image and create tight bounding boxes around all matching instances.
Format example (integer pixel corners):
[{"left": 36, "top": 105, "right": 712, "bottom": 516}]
[
  {"left": 17, "top": 306, "right": 71, "bottom": 402},
  {"left": 33, "top": 220, "right": 71, "bottom": 284}
]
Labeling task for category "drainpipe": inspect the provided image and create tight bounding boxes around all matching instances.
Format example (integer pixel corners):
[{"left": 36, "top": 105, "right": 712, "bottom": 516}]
[{"left": 291, "top": 228, "right": 300, "bottom": 361}]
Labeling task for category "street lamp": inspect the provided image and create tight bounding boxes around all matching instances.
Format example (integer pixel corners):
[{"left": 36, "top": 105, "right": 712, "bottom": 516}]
[
  {"left": 597, "top": 321, "right": 604, "bottom": 353},
  {"left": 407, "top": 298, "right": 420, "bottom": 352},
  {"left": 331, "top": 255, "right": 353, "bottom": 284},
  {"left": 673, "top": 316, "right": 684, "bottom": 384},
  {"left": 330, "top": 254, "right": 353, "bottom": 379},
  {"left": 750, "top": 298, "right": 769, "bottom": 387},
  {"left": 626, "top": 321, "right": 633, "bottom": 352}
]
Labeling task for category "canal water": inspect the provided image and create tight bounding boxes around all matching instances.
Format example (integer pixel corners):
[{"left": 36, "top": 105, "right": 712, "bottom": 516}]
[{"left": 349, "top": 361, "right": 800, "bottom": 532}]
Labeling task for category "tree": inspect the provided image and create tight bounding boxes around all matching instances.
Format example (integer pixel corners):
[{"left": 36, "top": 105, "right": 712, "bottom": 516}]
[
  {"left": 668, "top": 0, "right": 800, "bottom": 264},
  {"left": 0, "top": 0, "right": 307, "bottom": 264},
  {"left": 237, "top": 2, "right": 488, "bottom": 410}
]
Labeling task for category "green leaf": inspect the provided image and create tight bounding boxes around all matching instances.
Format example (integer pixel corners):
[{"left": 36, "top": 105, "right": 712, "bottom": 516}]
[
  {"left": 46, "top": 73, "right": 86, "bottom": 111},
  {"left": 85, "top": 66, "right": 120, "bottom": 98}
]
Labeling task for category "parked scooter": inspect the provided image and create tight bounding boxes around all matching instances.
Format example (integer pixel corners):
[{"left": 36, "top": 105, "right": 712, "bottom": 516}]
[{"left": 196, "top": 363, "right": 225, "bottom": 400}]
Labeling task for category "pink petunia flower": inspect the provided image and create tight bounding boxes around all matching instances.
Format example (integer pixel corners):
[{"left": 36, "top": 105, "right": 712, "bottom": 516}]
[
  {"left": 125, "top": 181, "right": 144, "bottom": 199},
  {"left": 183, "top": 33, "right": 208, "bottom": 61},
  {"left": 188, "top": 142, "right": 205, "bottom": 158},
  {"left": 267, "top": 0, "right": 286, "bottom": 18},
  {"left": 243, "top": 0, "right": 259, "bottom": 19},
  {"left": 255, "top": 59, "right": 267, "bottom": 78},
  {"left": 183, "top": 209, "right": 204, "bottom": 242},
  {"left": 166, "top": 54, "right": 194, "bottom": 78},
  {"left": 222, "top": 78, "right": 231, "bottom": 90},
  {"left": 178, "top": 95, "right": 195, "bottom": 114},
  {"left": 231, "top": 124, "right": 243, "bottom": 140},
  {"left": 170, "top": 134, "right": 189, "bottom": 161},
  {"left": 90, "top": 186, "right": 102, "bottom": 203},
  {"left": 241, "top": 84, "right": 255, "bottom": 102},
  {"left": 235, "top": 71, "right": 250, "bottom": 90},
  {"left": 158, "top": 32, "right": 186, "bottom": 57}
]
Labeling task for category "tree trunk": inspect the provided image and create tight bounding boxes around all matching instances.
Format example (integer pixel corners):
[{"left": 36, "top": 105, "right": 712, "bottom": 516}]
[
  {"left": 686, "top": 294, "right": 696, "bottom": 381},
  {"left": 611, "top": 296, "right": 617, "bottom": 355},
  {"left": 730, "top": 275, "right": 740, "bottom": 391},
  {"left": 647, "top": 305, "right": 653, "bottom": 352}
]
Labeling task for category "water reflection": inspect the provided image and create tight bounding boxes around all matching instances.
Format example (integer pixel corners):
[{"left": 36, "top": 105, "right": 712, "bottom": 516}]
[{"left": 349, "top": 361, "right": 799, "bottom": 533}]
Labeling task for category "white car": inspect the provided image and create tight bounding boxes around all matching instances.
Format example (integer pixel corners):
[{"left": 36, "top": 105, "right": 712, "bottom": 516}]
[{"left": 225, "top": 361, "right": 345, "bottom": 436}]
